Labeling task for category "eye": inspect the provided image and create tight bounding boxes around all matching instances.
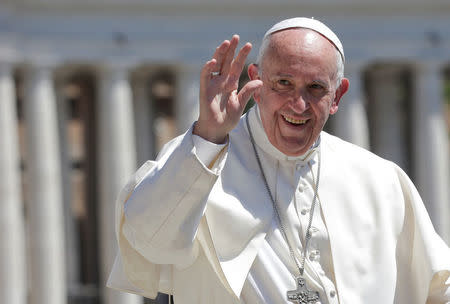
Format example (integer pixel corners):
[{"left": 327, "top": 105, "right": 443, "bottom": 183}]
[
  {"left": 308, "top": 83, "right": 330, "bottom": 97},
  {"left": 309, "top": 83, "right": 324, "bottom": 90},
  {"left": 277, "top": 79, "right": 291, "bottom": 86},
  {"left": 273, "top": 79, "right": 293, "bottom": 92}
]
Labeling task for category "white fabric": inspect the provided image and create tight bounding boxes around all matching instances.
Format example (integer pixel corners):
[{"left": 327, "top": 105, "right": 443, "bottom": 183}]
[
  {"left": 241, "top": 107, "right": 338, "bottom": 303},
  {"left": 108, "top": 105, "right": 450, "bottom": 303},
  {"left": 192, "top": 134, "right": 227, "bottom": 166},
  {"left": 193, "top": 107, "right": 338, "bottom": 303},
  {"left": 263, "top": 17, "right": 345, "bottom": 62}
]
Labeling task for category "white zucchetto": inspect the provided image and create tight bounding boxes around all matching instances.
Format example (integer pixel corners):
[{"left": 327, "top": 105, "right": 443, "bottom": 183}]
[{"left": 264, "top": 17, "right": 345, "bottom": 62}]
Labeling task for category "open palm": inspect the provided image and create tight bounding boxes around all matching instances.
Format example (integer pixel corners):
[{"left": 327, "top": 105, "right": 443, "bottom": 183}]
[{"left": 194, "top": 35, "right": 263, "bottom": 144}]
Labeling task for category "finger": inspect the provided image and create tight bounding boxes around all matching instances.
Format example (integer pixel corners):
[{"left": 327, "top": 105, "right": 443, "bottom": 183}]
[
  {"left": 200, "top": 59, "right": 218, "bottom": 100},
  {"left": 220, "top": 35, "right": 239, "bottom": 76},
  {"left": 201, "top": 58, "right": 218, "bottom": 79},
  {"left": 229, "top": 42, "right": 252, "bottom": 80},
  {"left": 212, "top": 40, "right": 230, "bottom": 73},
  {"left": 223, "top": 42, "right": 252, "bottom": 91},
  {"left": 237, "top": 79, "right": 263, "bottom": 109}
]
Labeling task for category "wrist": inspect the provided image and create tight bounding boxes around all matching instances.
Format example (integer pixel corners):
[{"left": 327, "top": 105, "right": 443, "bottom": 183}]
[{"left": 193, "top": 121, "right": 228, "bottom": 144}]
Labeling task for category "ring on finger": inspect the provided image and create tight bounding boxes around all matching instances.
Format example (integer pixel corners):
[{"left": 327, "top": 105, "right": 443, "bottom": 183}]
[{"left": 211, "top": 71, "right": 221, "bottom": 76}]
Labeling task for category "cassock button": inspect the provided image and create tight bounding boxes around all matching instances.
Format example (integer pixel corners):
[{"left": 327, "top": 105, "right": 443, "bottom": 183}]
[
  {"left": 298, "top": 181, "right": 306, "bottom": 192},
  {"left": 330, "top": 290, "right": 336, "bottom": 297},
  {"left": 309, "top": 249, "right": 320, "bottom": 261}
]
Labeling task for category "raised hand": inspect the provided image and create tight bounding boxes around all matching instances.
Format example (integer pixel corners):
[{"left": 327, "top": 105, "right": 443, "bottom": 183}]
[{"left": 193, "top": 35, "right": 263, "bottom": 144}]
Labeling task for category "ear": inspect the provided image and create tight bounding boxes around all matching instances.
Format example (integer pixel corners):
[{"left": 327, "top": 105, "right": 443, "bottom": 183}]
[
  {"left": 330, "top": 77, "right": 349, "bottom": 115},
  {"left": 248, "top": 63, "right": 260, "bottom": 80},
  {"left": 248, "top": 64, "right": 261, "bottom": 102}
]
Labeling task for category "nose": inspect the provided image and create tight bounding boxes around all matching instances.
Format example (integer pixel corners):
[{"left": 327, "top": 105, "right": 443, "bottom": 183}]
[{"left": 290, "top": 90, "right": 309, "bottom": 112}]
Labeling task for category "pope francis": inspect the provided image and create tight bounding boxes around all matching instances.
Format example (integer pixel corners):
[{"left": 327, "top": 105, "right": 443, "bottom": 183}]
[{"left": 107, "top": 18, "right": 450, "bottom": 304}]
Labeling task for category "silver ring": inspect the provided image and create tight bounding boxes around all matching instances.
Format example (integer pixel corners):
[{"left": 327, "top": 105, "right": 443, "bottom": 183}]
[{"left": 211, "top": 71, "right": 221, "bottom": 76}]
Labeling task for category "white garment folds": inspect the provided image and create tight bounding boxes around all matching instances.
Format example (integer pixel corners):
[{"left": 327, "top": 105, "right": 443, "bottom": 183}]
[{"left": 108, "top": 106, "right": 450, "bottom": 303}]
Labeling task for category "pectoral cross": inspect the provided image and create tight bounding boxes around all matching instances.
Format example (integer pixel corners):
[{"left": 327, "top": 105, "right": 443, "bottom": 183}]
[{"left": 287, "top": 277, "right": 320, "bottom": 304}]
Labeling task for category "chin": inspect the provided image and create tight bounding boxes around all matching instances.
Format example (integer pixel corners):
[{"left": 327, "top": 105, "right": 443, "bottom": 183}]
[{"left": 268, "top": 128, "right": 313, "bottom": 156}]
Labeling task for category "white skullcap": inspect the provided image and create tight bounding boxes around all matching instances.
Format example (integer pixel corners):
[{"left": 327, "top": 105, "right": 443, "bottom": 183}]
[{"left": 263, "top": 17, "right": 345, "bottom": 62}]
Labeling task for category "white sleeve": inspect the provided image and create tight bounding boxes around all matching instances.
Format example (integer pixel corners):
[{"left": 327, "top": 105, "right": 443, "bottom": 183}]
[
  {"left": 122, "top": 126, "right": 228, "bottom": 269},
  {"left": 108, "top": 124, "right": 231, "bottom": 298},
  {"left": 394, "top": 164, "right": 450, "bottom": 304},
  {"left": 192, "top": 134, "right": 227, "bottom": 167}
]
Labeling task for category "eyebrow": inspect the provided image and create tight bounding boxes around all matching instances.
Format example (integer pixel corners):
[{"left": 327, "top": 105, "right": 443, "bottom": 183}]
[
  {"left": 275, "top": 73, "right": 294, "bottom": 77},
  {"left": 311, "top": 79, "right": 329, "bottom": 88}
]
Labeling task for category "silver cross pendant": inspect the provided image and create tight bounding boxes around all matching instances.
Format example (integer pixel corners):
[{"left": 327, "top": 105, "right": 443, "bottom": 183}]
[{"left": 287, "top": 277, "right": 320, "bottom": 304}]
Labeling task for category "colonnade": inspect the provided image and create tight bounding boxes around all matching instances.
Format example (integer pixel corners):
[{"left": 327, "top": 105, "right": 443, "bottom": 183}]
[
  {"left": 413, "top": 61, "right": 450, "bottom": 242},
  {"left": 0, "top": 63, "right": 27, "bottom": 304},
  {"left": 97, "top": 64, "right": 141, "bottom": 304},
  {"left": 333, "top": 62, "right": 370, "bottom": 149},
  {"left": 0, "top": 59, "right": 448, "bottom": 304}
]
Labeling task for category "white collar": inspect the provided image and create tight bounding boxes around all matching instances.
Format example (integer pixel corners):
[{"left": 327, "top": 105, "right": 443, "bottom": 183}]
[{"left": 247, "top": 105, "right": 319, "bottom": 163}]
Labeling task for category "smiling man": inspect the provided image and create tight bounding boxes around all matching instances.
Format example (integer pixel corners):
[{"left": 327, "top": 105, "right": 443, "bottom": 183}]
[
  {"left": 108, "top": 18, "right": 450, "bottom": 304},
  {"left": 247, "top": 27, "right": 347, "bottom": 156}
]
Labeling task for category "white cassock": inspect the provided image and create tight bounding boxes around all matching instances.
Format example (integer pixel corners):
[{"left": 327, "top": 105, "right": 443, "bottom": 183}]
[{"left": 108, "top": 105, "right": 450, "bottom": 304}]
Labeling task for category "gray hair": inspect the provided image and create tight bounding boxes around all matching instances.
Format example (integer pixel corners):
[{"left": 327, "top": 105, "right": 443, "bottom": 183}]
[{"left": 256, "top": 32, "right": 345, "bottom": 89}]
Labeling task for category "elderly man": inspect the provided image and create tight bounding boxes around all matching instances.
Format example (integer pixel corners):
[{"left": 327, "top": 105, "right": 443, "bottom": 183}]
[{"left": 108, "top": 18, "right": 450, "bottom": 303}]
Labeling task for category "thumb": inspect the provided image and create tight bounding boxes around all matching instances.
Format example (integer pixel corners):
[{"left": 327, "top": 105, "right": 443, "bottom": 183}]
[{"left": 237, "top": 79, "right": 263, "bottom": 109}]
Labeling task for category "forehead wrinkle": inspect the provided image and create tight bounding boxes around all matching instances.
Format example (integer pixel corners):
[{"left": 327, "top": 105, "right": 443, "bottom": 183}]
[
  {"left": 266, "top": 60, "right": 333, "bottom": 83},
  {"left": 262, "top": 28, "right": 338, "bottom": 84}
]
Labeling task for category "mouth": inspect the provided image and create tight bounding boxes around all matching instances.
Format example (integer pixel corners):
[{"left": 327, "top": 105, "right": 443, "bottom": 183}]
[{"left": 282, "top": 115, "right": 307, "bottom": 125}]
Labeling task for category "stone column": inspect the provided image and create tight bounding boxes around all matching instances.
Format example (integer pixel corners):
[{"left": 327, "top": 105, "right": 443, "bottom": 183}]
[
  {"left": 175, "top": 64, "right": 200, "bottom": 133},
  {"left": 367, "top": 65, "right": 410, "bottom": 171},
  {"left": 97, "top": 63, "right": 142, "bottom": 304},
  {"left": 23, "top": 64, "right": 67, "bottom": 304},
  {"left": 133, "top": 71, "right": 155, "bottom": 163},
  {"left": 0, "top": 63, "right": 26, "bottom": 304},
  {"left": 333, "top": 62, "right": 370, "bottom": 149},
  {"left": 54, "top": 74, "right": 80, "bottom": 290},
  {"left": 413, "top": 61, "right": 450, "bottom": 244}
]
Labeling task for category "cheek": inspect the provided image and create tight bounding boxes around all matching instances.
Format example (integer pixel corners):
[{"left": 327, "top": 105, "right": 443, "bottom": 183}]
[
  {"left": 263, "top": 103, "right": 281, "bottom": 123},
  {"left": 264, "top": 92, "right": 286, "bottom": 110},
  {"left": 259, "top": 101, "right": 280, "bottom": 131},
  {"left": 259, "top": 106, "right": 275, "bottom": 127},
  {"left": 258, "top": 89, "right": 290, "bottom": 121},
  {"left": 311, "top": 103, "right": 331, "bottom": 125}
]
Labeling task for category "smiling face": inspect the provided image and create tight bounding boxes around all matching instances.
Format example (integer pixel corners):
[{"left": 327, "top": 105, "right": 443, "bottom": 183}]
[{"left": 248, "top": 28, "right": 348, "bottom": 156}]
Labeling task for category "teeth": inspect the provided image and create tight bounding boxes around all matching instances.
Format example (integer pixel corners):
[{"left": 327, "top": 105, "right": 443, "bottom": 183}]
[{"left": 283, "top": 115, "right": 306, "bottom": 125}]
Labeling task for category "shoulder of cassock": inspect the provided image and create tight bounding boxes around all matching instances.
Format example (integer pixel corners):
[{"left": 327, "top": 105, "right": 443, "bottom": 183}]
[
  {"left": 107, "top": 119, "right": 450, "bottom": 302},
  {"left": 318, "top": 132, "right": 450, "bottom": 303}
]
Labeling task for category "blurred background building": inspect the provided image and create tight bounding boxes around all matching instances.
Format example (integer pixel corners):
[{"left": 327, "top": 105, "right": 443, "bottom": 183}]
[{"left": 0, "top": 0, "right": 449, "bottom": 304}]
